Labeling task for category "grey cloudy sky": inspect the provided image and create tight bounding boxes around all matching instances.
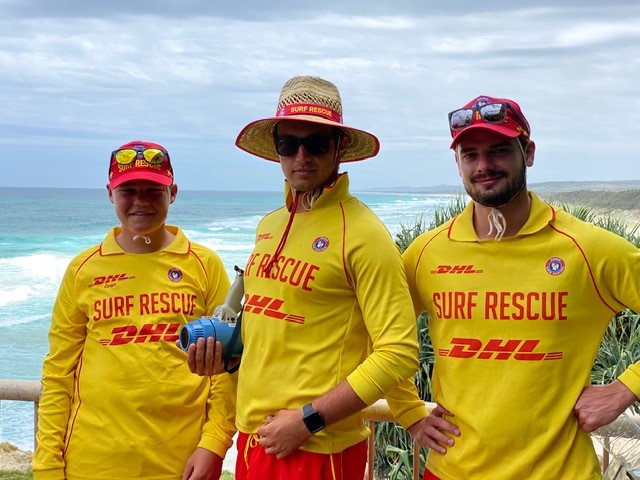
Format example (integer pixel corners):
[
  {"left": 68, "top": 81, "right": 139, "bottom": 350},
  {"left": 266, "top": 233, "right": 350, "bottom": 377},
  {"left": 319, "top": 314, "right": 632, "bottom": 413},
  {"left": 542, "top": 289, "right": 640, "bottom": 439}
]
[{"left": 2, "top": 0, "right": 639, "bottom": 192}]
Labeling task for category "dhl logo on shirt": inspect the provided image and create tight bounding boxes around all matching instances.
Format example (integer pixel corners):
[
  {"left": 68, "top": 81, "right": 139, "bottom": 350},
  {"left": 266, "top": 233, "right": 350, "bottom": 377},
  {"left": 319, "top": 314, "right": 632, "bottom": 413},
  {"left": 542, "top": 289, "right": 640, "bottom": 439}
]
[
  {"left": 439, "top": 337, "right": 563, "bottom": 361},
  {"left": 257, "top": 233, "right": 273, "bottom": 242},
  {"left": 431, "top": 265, "right": 483, "bottom": 274},
  {"left": 99, "top": 323, "right": 180, "bottom": 346},
  {"left": 243, "top": 294, "right": 306, "bottom": 324},
  {"left": 89, "top": 273, "right": 134, "bottom": 288}
]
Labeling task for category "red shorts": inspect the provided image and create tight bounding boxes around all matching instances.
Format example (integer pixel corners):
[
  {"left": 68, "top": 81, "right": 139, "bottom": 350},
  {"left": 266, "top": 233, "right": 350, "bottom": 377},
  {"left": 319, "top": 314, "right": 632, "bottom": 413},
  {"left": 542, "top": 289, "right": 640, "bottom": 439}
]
[
  {"left": 424, "top": 468, "right": 441, "bottom": 480},
  {"left": 235, "top": 432, "right": 367, "bottom": 480}
]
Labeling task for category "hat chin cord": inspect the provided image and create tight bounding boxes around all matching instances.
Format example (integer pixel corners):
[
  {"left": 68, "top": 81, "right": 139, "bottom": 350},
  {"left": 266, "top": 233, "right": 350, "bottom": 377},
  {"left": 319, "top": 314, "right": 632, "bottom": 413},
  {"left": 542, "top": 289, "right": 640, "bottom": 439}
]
[{"left": 133, "top": 234, "right": 152, "bottom": 245}]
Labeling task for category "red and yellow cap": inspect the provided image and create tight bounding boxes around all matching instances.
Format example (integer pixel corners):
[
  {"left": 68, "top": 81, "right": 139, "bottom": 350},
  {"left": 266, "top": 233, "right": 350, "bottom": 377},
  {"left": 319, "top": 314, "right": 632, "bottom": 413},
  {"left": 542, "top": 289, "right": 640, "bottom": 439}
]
[{"left": 108, "top": 140, "right": 174, "bottom": 188}]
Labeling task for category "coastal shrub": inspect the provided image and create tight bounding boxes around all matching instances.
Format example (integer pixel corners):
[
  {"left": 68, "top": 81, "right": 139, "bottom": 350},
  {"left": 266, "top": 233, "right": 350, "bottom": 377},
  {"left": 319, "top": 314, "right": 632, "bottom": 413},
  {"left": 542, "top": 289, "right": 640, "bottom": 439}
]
[
  {"left": 557, "top": 203, "right": 640, "bottom": 247},
  {"left": 373, "top": 198, "right": 640, "bottom": 480},
  {"left": 0, "top": 472, "right": 33, "bottom": 479},
  {"left": 592, "top": 310, "right": 640, "bottom": 415}
]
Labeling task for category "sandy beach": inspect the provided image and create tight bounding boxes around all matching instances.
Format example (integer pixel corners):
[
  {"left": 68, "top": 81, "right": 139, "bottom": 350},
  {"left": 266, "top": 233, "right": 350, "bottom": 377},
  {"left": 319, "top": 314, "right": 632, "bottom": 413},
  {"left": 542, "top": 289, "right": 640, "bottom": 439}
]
[
  {"left": 0, "top": 442, "right": 32, "bottom": 473},
  {"left": 540, "top": 188, "right": 640, "bottom": 230}
]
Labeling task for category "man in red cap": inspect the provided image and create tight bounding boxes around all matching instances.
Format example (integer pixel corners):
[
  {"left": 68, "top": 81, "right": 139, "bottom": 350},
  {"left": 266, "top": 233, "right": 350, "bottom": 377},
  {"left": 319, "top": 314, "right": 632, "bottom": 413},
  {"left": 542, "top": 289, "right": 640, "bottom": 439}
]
[
  {"left": 187, "top": 76, "right": 424, "bottom": 479},
  {"left": 34, "top": 141, "right": 237, "bottom": 479},
  {"left": 402, "top": 96, "right": 640, "bottom": 479}
]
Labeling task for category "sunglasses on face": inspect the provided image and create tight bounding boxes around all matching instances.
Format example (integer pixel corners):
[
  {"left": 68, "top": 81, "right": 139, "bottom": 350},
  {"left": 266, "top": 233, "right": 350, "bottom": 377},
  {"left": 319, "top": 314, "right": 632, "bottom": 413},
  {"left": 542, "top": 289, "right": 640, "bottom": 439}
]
[
  {"left": 111, "top": 148, "right": 167, "bottom": 165},
  {"left": 273, "top": 133, "right": 337, "bottom": 157},
  {"left": 448, "top": 103, "right": 527, "bottom": 132}
]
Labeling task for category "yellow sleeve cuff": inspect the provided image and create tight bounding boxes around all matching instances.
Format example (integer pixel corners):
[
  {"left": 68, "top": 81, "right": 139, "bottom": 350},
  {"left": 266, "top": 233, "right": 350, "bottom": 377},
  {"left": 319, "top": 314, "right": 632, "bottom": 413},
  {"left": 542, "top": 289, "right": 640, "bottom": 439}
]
[
  {"left": 33, "top": 468, "right": 66, "bottom": 480},
  {"left": 385, "top": 378, "right": 430, "bottom": 429},
  {"left": 198, "top": 436, "right": 232, "bottom": 459},
  {"left": 618, "top": 363, "right": 640, "bottom": 399}
]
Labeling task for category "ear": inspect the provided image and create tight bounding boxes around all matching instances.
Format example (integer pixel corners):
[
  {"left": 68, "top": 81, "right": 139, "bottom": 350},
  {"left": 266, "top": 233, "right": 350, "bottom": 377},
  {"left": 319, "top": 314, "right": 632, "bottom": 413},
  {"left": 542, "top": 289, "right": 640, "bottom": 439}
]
[
  {"left": 337, "top": 134, "right": 348, "bottom": 158},
  {"left": 524, "top": 140, "right": 536, "bottom": 167},
  {"left": 453, "top": 151, "right": 463, "bottom": 177},
  {"left": 169, "top": 184, "right": 178, "bottom": 204},
  {"left": 107, "top": 184, "right": 115, "bottom": 205}
]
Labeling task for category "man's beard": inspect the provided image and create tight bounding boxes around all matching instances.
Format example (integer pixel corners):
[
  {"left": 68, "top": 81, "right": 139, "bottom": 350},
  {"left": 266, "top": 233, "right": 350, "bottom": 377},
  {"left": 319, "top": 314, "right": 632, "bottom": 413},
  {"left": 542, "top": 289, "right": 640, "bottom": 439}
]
[{"left": 463, "top": 164, "right": 526, "bottom": 208}]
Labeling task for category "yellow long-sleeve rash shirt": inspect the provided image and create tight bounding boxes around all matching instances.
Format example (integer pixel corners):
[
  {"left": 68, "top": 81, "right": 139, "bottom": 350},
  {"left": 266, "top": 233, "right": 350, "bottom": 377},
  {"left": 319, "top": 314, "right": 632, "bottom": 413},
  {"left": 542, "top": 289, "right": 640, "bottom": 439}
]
[
  {"left": 236, "top": 173, "right": 419, "bottom": 453},
  {"left": 402, "top": 192, "right": 640, "bottom": 480},
  {"left": 33, "top": 226, "right": 237, "bottom": 480}
]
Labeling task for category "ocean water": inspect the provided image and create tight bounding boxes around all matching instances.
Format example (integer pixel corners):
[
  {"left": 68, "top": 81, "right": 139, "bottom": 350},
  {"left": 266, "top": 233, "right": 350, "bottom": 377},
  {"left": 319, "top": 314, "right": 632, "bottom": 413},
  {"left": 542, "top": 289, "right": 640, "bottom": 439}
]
[{"left": 0, "top": 186, "right": 457, "bottom": 451}]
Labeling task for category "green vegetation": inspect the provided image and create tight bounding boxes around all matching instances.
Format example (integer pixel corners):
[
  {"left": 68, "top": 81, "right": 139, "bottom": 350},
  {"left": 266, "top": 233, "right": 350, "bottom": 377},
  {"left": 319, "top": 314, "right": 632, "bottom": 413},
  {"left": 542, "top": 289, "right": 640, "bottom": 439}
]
[
  {"left": 372, "top": 196, "right": 640, "bottom": 479},
  {"left": 558, "top": 202, "right": 640, "bottom": 248},
  {"left": 0, "top": 472, "right": 32, "bottom": 480}
]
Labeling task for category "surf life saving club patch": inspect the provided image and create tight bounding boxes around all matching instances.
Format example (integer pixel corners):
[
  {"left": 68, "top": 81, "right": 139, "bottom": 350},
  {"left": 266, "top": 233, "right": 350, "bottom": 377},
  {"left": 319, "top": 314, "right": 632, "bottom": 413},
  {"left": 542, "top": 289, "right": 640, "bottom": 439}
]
[{"left": 312, "top": 237, "right": 329, "bottom": 252}]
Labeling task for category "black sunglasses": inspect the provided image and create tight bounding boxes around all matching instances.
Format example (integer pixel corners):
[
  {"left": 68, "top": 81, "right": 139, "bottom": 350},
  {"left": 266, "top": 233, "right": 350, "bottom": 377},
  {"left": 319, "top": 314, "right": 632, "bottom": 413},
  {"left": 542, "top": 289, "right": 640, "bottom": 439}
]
[{"left": 274, "top": 133, "right": 337, "bottom": 157}]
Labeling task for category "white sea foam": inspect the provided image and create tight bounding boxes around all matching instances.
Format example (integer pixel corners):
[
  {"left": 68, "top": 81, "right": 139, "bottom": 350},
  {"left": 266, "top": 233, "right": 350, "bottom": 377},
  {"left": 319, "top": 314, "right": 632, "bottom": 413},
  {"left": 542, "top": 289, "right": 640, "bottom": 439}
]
[
  {"left": 204, "top": 215, "right": 265, "bottom": 231},
  {"left": 0, "top": 285, "right": 33, "bottom": 307},
  {"left": 0, "top": 312, "right": 49, "bottom": 328},
  {"left": 0, "top": 253, "right": 70, "bottom": 281},
  {"left": 0, "top": 254, "right": 69, "bottom": 310}
]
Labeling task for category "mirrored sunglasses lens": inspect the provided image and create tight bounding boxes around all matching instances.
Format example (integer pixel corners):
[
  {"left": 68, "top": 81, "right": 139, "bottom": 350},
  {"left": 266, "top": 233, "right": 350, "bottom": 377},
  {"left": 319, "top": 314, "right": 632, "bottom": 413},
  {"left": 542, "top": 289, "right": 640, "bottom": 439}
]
[
  {"left": 450, "top": 109, "right": 473, "bottom": 130},
  {"left": 114, "top": 149, "right": 138, "bottom": 165},
  {"left": 480, "top": 104, "right": 507, "bottom": 123},
  {"left": 142, "top": 148, "right": 165, "bottom": 163}
]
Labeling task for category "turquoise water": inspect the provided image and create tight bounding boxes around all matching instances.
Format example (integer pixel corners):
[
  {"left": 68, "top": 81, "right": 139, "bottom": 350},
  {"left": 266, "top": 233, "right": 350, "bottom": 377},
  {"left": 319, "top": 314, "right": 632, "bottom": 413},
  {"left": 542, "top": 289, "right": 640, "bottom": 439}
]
[{"left": 0, "top": 186, "right": 455, "bottom": 450}]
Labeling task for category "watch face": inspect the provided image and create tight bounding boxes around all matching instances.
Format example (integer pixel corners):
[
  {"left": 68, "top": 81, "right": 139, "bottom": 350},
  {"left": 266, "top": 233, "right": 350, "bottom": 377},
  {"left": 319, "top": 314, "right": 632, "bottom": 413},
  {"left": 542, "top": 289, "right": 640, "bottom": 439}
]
[{"left": 303, "top": 403, "right": 325, "bottom": 433}]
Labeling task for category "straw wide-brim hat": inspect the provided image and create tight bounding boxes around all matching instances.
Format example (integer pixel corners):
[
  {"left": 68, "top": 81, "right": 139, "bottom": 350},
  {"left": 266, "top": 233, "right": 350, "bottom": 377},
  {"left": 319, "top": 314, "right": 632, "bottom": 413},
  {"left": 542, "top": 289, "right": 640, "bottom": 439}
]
[{"left": 235, "top": 76, "right": 380, "bottom": 163}]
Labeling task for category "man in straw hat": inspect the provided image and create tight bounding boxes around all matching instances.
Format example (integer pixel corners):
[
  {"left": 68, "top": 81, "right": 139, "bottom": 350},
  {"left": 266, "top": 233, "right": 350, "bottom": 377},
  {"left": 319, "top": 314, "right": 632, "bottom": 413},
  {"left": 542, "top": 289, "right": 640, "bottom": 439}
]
[
  {"left": 402, "top": 95, "right": 640, "bottom": 479},
  {"left": 187, "top": 76, "right": 427, "bottom": 479}
]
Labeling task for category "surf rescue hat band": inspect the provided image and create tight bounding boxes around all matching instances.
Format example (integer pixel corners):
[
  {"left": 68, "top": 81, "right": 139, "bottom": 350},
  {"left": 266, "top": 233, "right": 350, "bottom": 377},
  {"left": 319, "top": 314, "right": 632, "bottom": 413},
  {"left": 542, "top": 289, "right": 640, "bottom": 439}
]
[
  {"left": 108, "top": 140, "right": 174, "bottom": 188},
  {"left": 235, "top": 76, "right": 380, "bottom": 162},
  {"left": 448, "top": 95, "right": 531, "bottom": 149}
]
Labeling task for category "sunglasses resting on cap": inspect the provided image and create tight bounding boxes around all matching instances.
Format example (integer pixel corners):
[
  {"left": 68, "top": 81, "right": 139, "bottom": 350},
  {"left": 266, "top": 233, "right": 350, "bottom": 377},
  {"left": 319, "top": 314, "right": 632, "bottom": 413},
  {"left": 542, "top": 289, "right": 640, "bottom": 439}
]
[
  {"left": 448, "top": 96, "right": 531, "bottom": 149},
  {"left": 111, "top": 147, "right": 168, "bottom": 165},
  {"left": 448, "top": 103, "right": 528, "bottom": 132},
  {"left": 108, "top": 140, "right": 174, "bottom": 188}
]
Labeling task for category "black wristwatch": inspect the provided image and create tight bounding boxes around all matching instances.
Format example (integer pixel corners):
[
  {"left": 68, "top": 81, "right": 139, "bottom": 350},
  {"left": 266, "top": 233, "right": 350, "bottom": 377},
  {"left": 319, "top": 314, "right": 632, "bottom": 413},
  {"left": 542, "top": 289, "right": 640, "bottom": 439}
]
[{"left": 302, "top": 403, "right": 325, "bottom": 434}]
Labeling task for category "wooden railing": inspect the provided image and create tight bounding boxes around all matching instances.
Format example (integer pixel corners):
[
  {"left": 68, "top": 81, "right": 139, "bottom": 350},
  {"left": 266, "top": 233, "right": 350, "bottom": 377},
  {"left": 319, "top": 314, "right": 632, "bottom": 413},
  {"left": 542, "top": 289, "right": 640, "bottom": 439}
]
[
  {"left": 361, "top": 399, "right": 434, "bottom": 480},
  {"left": 0, "top": 379, "right": 41, "bottom": 446},
  {"left": 3, "top": 379, "right": 639, "bottom": 479}
]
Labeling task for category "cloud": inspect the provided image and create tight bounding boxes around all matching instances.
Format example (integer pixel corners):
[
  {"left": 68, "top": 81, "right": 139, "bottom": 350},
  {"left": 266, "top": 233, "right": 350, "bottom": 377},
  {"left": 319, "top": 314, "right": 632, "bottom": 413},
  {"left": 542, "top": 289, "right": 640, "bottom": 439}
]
[{"left": 1, "top": 1, "right": 640, "bottom": 190}]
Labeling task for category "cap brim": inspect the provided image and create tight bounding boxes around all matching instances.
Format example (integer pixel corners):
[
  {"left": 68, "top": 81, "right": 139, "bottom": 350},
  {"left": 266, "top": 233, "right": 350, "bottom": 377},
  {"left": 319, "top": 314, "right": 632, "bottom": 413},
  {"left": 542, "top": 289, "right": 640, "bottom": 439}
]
[
  {"left": 450, "top": 123, "right": 521, "bottom": 149},
  {"left": 236, "top": 115, "right": 380, "bottom": 162},
  {"left": 110, "top": 171, "right": 173, "bottom": 188}
]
